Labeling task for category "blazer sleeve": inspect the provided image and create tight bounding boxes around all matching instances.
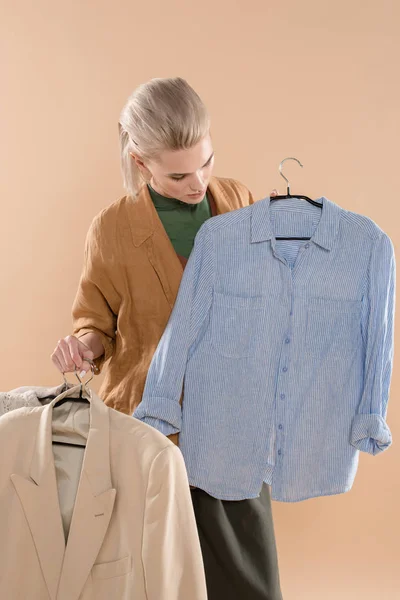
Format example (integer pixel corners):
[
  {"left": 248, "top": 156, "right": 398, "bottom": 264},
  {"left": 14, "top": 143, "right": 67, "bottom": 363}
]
[
  {"left": 72, "top": 215, "right": 119, "bottom": 373},
  {"left": 134, "top": 223, "right": 214, "bottom": 435},
  {"left": 351, "top": 232, "right": 396, "bottom": 455},
  {"left": 142, "top": 445, "right": 207, "bottom": 600}
]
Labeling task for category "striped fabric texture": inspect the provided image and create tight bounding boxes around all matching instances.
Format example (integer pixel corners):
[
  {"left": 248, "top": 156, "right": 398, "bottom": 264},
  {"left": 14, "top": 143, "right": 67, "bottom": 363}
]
[{"left": 134, "top": 197, "right": 395, "bottom": 502}]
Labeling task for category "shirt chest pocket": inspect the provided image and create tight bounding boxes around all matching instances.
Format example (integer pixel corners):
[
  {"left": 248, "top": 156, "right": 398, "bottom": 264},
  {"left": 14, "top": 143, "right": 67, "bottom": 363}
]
[
  {"left": 306, "top": 297, "right": 362, "bottom": 356},
  {"left": 210, "top": 293, "right": 264, "bottom": 359}
]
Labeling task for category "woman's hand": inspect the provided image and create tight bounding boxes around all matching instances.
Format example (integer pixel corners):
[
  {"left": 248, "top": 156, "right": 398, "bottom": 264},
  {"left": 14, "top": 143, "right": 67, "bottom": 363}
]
[
  {"left": 270, "top": 189, "right": 279, "bottom": 197},
  {"left": 51, "top": 335, "right": 95, "bottom": 377}
]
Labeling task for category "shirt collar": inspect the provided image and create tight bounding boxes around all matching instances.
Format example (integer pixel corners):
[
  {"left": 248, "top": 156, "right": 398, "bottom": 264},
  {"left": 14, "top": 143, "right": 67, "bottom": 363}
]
[{"left": 250, "top": 196, "right": 341, "bottom": 251}]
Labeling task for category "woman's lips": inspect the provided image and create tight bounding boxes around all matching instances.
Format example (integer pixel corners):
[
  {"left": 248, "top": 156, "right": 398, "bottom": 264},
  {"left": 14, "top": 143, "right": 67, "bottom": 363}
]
[{"left": 187, "top": 190, "right": 205, "bottom": 199}]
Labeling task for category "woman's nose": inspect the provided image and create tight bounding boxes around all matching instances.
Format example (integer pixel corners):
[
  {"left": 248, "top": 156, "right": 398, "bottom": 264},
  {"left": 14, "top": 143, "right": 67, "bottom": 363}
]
[{"left": 190, "top": 172, "right": 205, "bottom": 190}]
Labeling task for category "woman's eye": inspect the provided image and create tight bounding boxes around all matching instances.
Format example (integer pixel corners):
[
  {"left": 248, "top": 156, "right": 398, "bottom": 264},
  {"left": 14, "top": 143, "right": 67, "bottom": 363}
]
[{"left": 170, "top": 175, "right": 185, "bottom": 181}]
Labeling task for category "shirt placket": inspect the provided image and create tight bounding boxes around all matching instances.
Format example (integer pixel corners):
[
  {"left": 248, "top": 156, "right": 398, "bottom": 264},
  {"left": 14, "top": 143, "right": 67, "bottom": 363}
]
[
  {"left": 271, "top": 241, "right": 312, "bottom": 498},
  {"left": 274, "top": 265, "right": 292, "bottom": 494}
]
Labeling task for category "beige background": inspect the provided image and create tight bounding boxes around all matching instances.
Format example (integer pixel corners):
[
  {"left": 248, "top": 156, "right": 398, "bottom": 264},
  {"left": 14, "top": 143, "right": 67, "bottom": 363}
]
[{"left": 1, "top": 1, "right": 399, "bottom": 598}]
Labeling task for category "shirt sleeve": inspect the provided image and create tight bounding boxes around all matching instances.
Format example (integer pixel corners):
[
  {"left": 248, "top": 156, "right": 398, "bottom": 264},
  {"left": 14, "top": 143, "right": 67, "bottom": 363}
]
[
  {"left": 72, "top": 216, "right": 119, "bottom": 373},
  {"left": 134, "top": 223, "right": 214, "bottom": 434},
  {"left": 142, "top": 445, "right": 207, "bottom": 600},
  {"left": 351, "top": 233, "right": 396, "bottom": 455}
]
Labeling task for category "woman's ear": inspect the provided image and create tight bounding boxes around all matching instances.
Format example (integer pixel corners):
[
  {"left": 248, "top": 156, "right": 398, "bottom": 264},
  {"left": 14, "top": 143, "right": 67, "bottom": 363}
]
[{"left": 130, "top": 153, "right": 151, "bottom": 178}]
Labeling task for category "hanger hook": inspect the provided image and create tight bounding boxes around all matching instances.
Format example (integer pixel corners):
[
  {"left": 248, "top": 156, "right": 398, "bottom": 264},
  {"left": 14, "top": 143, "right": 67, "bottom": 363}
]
[
  {"left": 279, "top": 157, "right": 304, "bottom": 195},
  {"left": 75, "top": 362, "right": 95, "bottom": 388},
  {"left": 62, "top": 359, "right": 95, "bottom": 390},
  {"left": 75, "top": 371, "right": 94, "bottom": 387}
]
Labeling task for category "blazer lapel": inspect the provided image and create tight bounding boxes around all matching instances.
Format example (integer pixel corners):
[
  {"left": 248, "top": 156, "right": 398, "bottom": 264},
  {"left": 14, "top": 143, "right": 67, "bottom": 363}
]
[
  {"left": 147, "top": 178, "right": 232, "bottom": 304},
  {"left": 126, "top": 185, "right": 183, "bottom": 307},
  {"left": 11, "top": 404, "right": 66, "bottom": 600},
  {"left": 57, "top": 393, "right": 116, "bottom": 600},
  {"left": 145, "top": 225, "right": 183, "bottom": 308},
  {"left": 126, "top": 180, "right": 230, "bottom": 309},
  {"left": 208, "top": 178, "right": 234, "bottom": 215}
]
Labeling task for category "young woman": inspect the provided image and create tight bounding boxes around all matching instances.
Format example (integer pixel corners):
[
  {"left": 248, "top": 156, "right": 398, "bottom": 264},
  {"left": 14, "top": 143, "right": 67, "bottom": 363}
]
[{"left": 52, "top": 77, "right": 282, "bottom": 600}]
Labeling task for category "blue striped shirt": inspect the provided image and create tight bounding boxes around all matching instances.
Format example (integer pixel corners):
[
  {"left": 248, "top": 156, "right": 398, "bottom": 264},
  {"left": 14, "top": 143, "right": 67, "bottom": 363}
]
[{"left": 134, "top": 197, "right": 395, "bottom": 502}]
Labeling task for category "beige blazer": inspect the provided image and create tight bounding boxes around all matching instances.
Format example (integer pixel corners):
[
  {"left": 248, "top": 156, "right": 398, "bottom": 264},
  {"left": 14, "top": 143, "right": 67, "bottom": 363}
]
[{"left": 0, "top": 384, "right": 207, "bottom": 600}]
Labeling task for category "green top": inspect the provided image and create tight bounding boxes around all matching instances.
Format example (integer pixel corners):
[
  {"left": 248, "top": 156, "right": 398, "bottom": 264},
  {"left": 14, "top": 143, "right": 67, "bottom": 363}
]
[{"left": 148, "top": 185, "right": 212, "bottom": 259}]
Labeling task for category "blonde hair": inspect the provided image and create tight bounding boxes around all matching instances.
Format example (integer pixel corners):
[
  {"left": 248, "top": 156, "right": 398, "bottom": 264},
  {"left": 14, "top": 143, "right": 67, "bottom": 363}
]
[{"left": 119, "top": 77, "right": 210, "bottom": 198}]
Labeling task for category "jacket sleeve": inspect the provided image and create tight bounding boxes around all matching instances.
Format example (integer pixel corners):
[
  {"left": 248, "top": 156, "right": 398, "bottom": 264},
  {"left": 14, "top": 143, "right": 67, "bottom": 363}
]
[
  {"left": 134, "top": 223, "right": 214, "bottom": 434},
  {"left": 351, "top": 233, "right": 395, "bottom": 455},
  {"left": 142, "top": 445, "right": 207, "bottom": 600},
  {"left": 72, "top": 215, "right": 119, "bottom": 373}
]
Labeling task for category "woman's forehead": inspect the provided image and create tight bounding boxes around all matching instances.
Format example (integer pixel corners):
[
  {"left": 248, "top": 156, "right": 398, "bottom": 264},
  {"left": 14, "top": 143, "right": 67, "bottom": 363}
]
[{"left": 157, "top": 135, "right": 213, "bottom": 175}]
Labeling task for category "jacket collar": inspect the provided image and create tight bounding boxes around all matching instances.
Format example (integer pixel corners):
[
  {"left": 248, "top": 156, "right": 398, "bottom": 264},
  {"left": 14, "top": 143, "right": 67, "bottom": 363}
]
[
  {"left": 11, "top": 384, "right": 116, "bottom": 600},
  {"left": 127, "top": 177, "right": 233, "bottom": 247},
  {"left": 250, "top": 196, "right": 341, "bottom": 251}
]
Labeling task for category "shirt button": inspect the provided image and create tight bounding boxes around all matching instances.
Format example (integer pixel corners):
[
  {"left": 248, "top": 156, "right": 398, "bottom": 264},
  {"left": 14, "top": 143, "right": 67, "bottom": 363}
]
[
  {"left": 278, "top": 449, "right": 282, "bottom": 456},
  {"left": 278, "top": 424, "right": 283, "bottom": 430},
  {"left": 280, "top": 393, "right": 286, "bottom": 400},
  {"left": 282, "top": 366, "right": 288, "bottom": 372},
  {"left": 305, "top": 243, "right": 310, "bottom": 249},
  {"left": 285, "top": 337, "right": 290, "bottom": 344}
]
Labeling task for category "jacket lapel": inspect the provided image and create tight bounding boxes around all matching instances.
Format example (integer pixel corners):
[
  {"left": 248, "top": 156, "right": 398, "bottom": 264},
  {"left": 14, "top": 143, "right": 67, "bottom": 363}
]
[
  {"left": 11, "top": 403, "right": 66, "bottom": 600},
  {"left": 126, "top": 185, "right": 182, "bottom": 308},
  {"left": 208, "top": 178, "right": 234, "bottom": 215},
  {"left": 57, "top": 392, "right": 116, "bottom": 600},
  {"left": 145, "top": 226, "right": 183, "bottom": 308},
  {"left": 126, "top": 179, "right": 230, "bottom": 308}
]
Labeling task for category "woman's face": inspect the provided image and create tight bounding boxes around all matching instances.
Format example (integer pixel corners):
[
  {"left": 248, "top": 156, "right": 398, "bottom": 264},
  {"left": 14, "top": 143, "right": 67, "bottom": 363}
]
[{"left": 136, "top": 134, "right": 215, "bottom": 204}]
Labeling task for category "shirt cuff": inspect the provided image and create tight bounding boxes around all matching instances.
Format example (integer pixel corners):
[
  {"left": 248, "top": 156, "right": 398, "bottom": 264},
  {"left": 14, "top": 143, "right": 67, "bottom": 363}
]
[
  {"left": 133, "top": 397, "right": 182, "bottom": 435},
  {"left": 351, "top": 414, "right": 392, "bottom": 455},
  {"left": 140, "top": 417, "right": 179, "bottom": 437}
]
